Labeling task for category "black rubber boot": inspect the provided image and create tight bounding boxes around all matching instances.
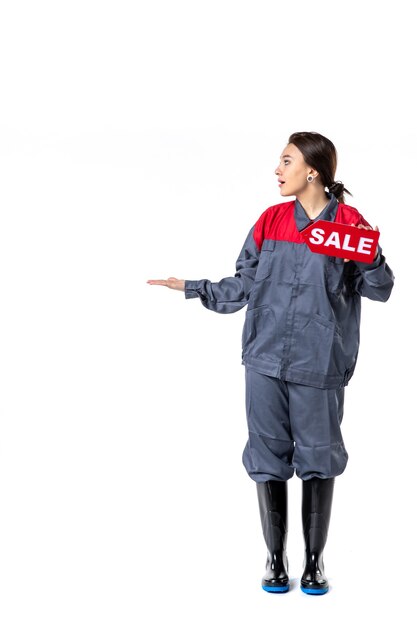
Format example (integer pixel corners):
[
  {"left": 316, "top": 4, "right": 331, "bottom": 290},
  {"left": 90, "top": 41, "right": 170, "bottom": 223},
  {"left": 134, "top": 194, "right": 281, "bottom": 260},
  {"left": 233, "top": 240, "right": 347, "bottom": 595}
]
[
  {"left": 300, "top": 477, "right": 335, "bottom": 595},
  {"left": 256, "top": 480, "right": 289, "bottom": 593}
]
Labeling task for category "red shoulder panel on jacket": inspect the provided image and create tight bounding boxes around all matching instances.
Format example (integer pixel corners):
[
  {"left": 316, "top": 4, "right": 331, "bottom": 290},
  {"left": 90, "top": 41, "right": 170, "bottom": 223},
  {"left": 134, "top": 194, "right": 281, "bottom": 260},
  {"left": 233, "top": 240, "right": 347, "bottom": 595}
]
[
  {"left": 336, "top": 204, "right": 371, "bottom": 228},
  {"left": 253, "top": 202, "right": 371, "bottom": 251},
  {"left": 253, "top": 201, "right": 299, "bottom": 250}
]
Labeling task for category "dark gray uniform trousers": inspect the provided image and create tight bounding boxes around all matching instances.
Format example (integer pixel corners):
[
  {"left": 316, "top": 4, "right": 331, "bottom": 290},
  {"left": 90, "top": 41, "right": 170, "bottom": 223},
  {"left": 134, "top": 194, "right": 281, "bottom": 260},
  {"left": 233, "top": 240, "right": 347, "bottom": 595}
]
[{"left": 242, "top": 367, "right": 348, "bottom": 482}]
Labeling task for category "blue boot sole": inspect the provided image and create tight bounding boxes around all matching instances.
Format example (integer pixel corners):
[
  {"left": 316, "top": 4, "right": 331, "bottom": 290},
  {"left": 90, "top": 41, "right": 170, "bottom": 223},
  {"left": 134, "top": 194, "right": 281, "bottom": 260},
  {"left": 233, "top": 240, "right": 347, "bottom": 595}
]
[
  {"left": 301, "top": 586, "right": 328, "bottom": 595},
  {"left": 262, "top": 585, "right": 290, "bottom": 593}
]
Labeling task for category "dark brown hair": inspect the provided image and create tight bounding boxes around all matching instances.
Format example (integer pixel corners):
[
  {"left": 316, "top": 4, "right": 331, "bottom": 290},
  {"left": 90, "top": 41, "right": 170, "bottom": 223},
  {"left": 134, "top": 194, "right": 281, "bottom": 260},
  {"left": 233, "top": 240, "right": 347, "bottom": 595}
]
[{"left": 288, "top": 131, "right": 352, "bottom": 204}]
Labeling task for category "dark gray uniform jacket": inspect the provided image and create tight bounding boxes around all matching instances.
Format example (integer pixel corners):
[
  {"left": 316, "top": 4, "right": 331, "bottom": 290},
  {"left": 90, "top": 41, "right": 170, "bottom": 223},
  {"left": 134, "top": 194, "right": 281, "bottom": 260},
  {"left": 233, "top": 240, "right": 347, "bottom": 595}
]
[{"left": 185, "top": 194, "right": 394, "bottom": 389}]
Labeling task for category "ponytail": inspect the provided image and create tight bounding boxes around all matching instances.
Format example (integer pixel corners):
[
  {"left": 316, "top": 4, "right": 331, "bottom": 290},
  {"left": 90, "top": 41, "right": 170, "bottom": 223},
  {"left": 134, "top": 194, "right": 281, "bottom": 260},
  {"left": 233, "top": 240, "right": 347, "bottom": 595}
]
[{"left": 328, "top": 180, "right": 353, "bottom": 204}]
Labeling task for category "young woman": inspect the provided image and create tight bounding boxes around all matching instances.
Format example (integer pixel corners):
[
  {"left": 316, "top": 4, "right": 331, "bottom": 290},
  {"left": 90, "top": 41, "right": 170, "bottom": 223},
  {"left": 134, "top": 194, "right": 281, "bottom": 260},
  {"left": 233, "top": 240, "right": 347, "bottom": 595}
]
[{"left": 147, "top": 131, "right": 394, "bottom": 595}]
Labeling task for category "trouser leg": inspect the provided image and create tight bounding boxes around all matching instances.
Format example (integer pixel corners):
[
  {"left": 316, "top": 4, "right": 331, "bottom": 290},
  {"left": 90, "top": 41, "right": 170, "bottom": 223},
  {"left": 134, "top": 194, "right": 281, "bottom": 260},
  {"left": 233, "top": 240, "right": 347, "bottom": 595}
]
[
  {"left": 256, "top": 480, "right": 289, "bottom": 593},
  {"left": 288, "top": 383, "right": 348, "bottom": 480},
  {"left": 300, "top": 477, "right": 335, "bottom": 595},
  {"left": 242, "top": 368, "right": 294, "bottom": 482}
]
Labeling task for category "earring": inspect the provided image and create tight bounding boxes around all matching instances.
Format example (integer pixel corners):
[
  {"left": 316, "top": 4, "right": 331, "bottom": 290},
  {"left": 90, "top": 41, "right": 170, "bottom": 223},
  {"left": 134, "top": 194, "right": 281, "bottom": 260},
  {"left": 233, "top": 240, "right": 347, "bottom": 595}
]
[{"left": 307, "top": 174, "right": 314, "bottom": 182}]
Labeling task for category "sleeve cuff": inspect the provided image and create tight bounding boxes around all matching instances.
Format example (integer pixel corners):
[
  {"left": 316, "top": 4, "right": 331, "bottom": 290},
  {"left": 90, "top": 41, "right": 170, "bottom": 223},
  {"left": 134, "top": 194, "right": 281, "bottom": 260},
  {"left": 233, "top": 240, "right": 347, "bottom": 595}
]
[
  {"left": 184, "top": 280, "right": 200, "bottom": 299},
  {"left": 355, "top": 247, "right": 383, "bottom": 271}
]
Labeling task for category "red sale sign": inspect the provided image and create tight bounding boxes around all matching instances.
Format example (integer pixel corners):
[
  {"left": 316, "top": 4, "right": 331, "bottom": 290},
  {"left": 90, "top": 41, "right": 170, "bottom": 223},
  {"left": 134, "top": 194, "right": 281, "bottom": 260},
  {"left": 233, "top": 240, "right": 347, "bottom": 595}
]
[{"left": 301, "top": 220, "right": 380, "bottom": 263}]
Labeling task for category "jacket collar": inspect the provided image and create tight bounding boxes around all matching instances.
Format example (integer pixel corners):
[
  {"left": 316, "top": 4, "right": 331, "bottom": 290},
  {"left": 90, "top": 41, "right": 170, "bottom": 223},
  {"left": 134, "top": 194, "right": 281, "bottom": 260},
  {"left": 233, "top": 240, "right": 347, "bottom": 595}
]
[{"left": 294, "top": 192, "right": 338, "bottom": 231}]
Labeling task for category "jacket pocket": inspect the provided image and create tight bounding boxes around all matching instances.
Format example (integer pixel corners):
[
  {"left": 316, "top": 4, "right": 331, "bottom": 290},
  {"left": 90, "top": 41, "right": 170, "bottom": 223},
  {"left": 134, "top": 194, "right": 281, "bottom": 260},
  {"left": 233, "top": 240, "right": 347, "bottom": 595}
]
[
  {"left": 325, "top": 256, "right": 346, "bottom": 294},
  {"left": 242, "top": 305, "right": 275, "bottom": 359},
  {"left": 291, "top": 313, "right": 344, "bottom": 376},
  {"left": 255, "top": 239, "right": 275, "bottom": 281}
]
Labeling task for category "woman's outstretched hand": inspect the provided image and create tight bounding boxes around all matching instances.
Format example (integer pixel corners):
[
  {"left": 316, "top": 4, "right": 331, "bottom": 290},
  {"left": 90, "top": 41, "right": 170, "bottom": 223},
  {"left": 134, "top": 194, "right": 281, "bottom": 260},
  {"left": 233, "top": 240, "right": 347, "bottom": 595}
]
[{"left": 147, "top": 277, "right": 185, "bottom": 291}]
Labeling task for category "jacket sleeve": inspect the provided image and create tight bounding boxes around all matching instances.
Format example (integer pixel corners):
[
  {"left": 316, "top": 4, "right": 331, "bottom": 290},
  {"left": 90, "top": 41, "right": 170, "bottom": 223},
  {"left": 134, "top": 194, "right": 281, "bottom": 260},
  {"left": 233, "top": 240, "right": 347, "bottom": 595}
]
[
  {"left": 184, "top": 226, "right": 259, "bottom": 313},
  {"left": 349, "top": 247, "right": 394, "bottom": 302},
  {"left": 348, "top": 213, "right": 395, "bottom": 302}
]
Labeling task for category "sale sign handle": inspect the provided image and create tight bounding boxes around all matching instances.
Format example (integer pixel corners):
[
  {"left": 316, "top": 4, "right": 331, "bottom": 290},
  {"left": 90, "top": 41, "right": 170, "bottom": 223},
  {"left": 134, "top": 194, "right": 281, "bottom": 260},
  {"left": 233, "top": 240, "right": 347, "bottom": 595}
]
[{"left": 301, "top": 220, "right": 380, "bottom": 263}]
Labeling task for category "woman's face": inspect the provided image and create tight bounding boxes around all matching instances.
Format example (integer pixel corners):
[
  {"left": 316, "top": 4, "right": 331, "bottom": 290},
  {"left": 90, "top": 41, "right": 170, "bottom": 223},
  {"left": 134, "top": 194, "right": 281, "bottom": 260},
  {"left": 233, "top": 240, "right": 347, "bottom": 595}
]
[{"left": 275, "top": 143, "right": 315, "bottom": 197}]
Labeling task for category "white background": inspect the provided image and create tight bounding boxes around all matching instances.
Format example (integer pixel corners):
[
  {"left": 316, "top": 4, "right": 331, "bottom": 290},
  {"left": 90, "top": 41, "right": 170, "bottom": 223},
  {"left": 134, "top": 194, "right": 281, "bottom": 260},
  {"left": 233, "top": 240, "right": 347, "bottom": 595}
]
[{"left": 0, "top": 1, "right": 413, "bottom": 624}]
